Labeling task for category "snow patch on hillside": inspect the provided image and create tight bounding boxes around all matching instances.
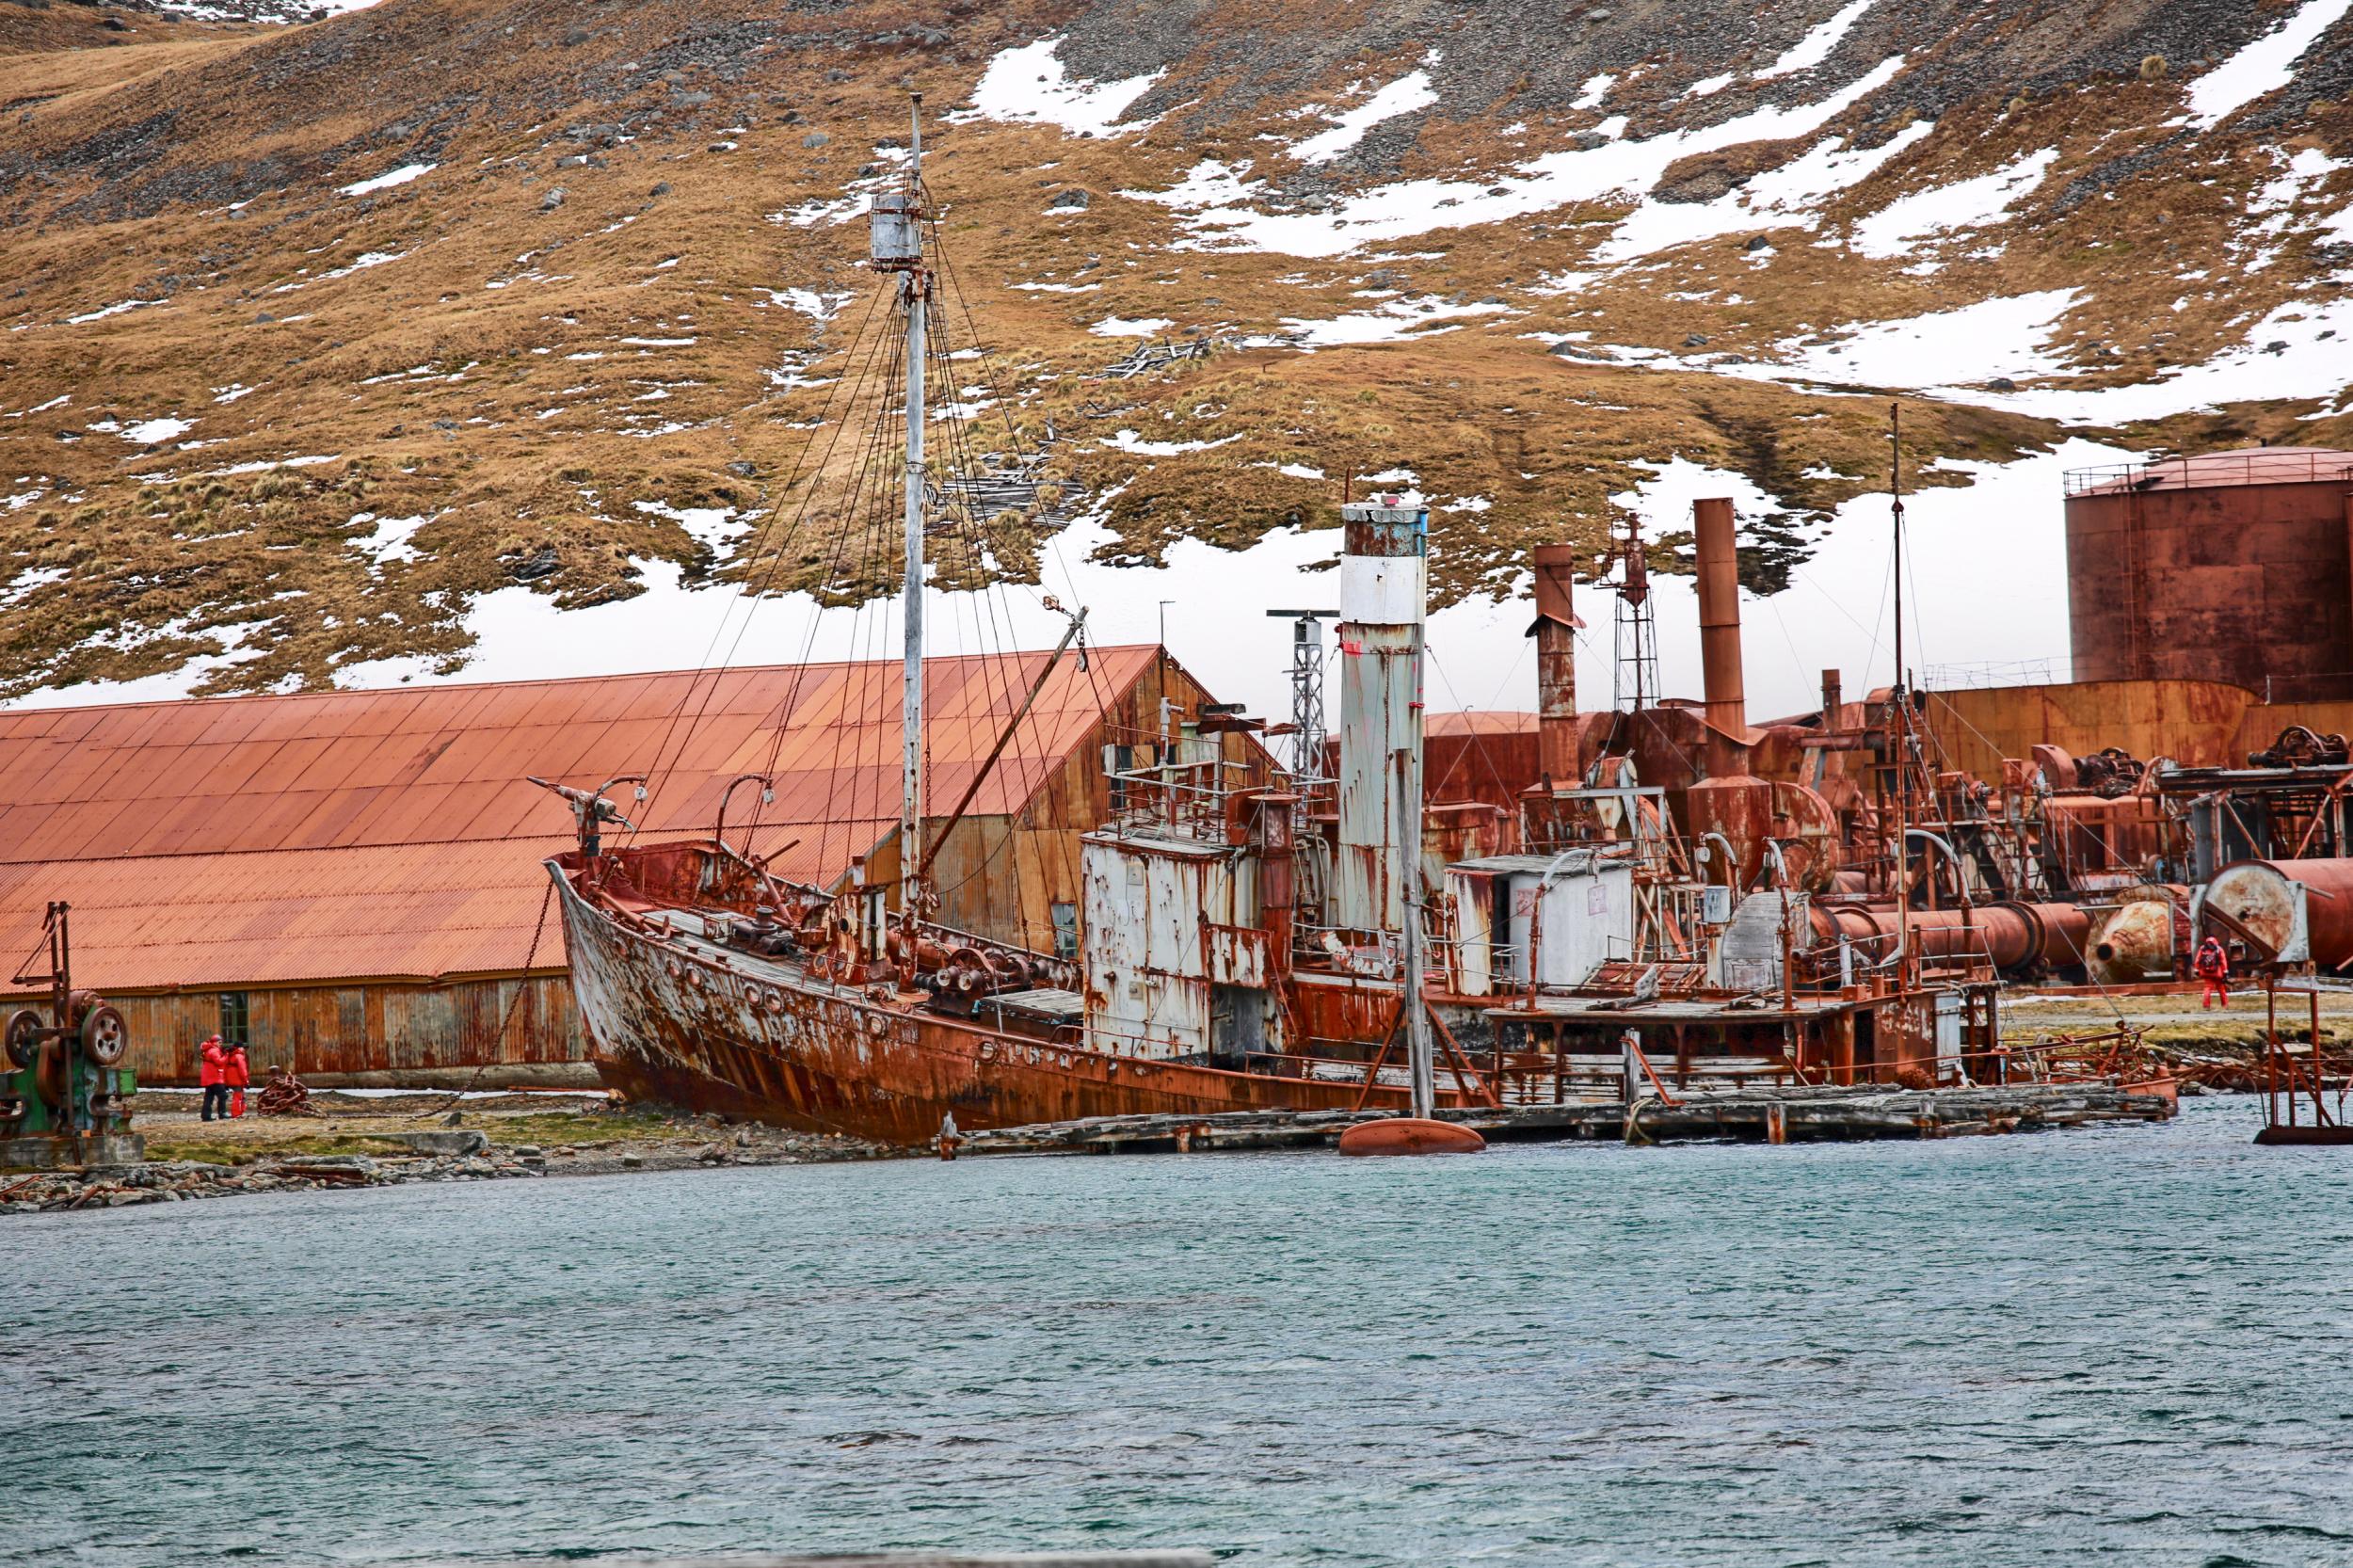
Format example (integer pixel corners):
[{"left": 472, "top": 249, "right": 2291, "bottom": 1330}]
[
  {"left": 964, "top": 36, "right": 1166, "bottom": 136},
  {"left": 1703, "top": 290, "right": 2081, "bottom": 392},
  {"left": 1757, "top": 0, "right": 1881, "bottom": 78},
  {"left": 2185, "top": 0, "right": 2353, "bottom": 130},
  {"left": 1130, "top": 55, "right": 1910, "bottom": 257},
  {"left": 337, "top": 163, "right": 434, "bottom": 198},
  {"left": 1600, "top": 120, "right": 1934, "bottom": 262},
  {"left": 1290, "top": 63, "right": 1440, "bottom": 164},
  {"left": 1849, "top": 148, "right": 2057, "bottom": 258}
]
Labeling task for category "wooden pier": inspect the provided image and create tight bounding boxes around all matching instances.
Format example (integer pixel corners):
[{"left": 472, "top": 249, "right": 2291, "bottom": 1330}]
[{"left": 951, "top": 1082, "right": 2175, "bottom": 1158}]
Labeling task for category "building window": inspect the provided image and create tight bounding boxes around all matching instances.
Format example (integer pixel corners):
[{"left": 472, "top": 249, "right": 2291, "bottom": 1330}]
[
  {"left": 1104, "top": 744, "right": 1135, "bottom": 810},
  {"left": 1050, "top": 902, "right": 1079, "bottom": 960},
  {"left": 218, "top": 991, "right": 250, "bottom": 1048}
]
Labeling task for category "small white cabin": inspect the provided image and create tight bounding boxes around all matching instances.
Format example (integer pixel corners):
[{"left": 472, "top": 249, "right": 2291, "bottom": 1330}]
[{"left": 1444, "top": 850, "right": 1637, "bottom": 996}]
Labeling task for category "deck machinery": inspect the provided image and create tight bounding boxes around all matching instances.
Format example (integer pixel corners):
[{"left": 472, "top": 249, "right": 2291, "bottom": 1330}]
[{"left": 3, "top": 902, "right": 141, "bottom": 1170}]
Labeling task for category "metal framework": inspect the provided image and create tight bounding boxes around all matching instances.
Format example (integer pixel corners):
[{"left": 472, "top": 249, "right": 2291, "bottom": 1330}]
[
  {"left": 1266, "top": 607, "right": 1337, "bottom": 780},
  {"left": 1609, "top": 513, "right": 1661, "bottom": 712}
]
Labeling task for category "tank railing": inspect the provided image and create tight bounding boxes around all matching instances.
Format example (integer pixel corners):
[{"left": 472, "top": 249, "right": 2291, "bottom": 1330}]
[{"left": 2064, "top": 450, "right": 2353, "bottom": 495}]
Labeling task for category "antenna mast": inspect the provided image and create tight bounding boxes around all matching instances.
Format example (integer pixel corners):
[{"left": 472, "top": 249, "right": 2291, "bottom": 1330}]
[
  {"left": 872, "top": 96, "right": 931, "bottom": 919},
  {"left": 1890, "top": 400, "right": 1909, "bottom": 987},
  {"left": 1265, "top": 608, "right": 1337, "bottom": 782},
  {"left": 1610, "top": 513, "right": 1661, "bottom": 712}
]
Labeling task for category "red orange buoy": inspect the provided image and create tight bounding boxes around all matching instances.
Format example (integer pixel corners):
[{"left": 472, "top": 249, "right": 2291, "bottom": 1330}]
[{"left": 1337, "top": 1117, "right": 1488, "bottom": 1157}]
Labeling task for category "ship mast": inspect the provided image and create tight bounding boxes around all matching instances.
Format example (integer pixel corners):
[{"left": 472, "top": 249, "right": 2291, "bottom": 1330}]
[
  {"left": 1890, "top": 400, "right": 1909, "bottom": 989},
  {"left": 872, "top": 96, "right": 931, "bottom": 916}
]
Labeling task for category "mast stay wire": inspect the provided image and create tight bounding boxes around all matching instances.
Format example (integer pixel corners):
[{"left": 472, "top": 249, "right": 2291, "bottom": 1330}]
[{"left": 626, "top": 280, "right": 891, "bottom": 834}]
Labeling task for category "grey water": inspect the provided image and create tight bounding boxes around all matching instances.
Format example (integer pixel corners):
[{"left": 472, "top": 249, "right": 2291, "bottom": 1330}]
[{"left": 7, "top": 1096, "right": 2352, "bottom": 1568}]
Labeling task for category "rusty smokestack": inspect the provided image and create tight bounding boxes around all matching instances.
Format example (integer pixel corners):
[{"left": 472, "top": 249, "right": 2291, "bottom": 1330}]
[
  {"left": 1529, "top": 543, "right": 1580, "bottom": 781},
  {"left": 1820, "top": 668, "right": 1843, "bottom": 734},
  {"left": 1693, "top": 496, "right": 1746, "bottom": 771}
]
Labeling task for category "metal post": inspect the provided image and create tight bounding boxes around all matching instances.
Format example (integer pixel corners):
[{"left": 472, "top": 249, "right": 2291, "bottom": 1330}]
[
  {"left": 875, "top": 94, "right": 929, "bottom": 904},
  {"left": 1890, "top": 401, "right": 1909, "bottom": 993},
  {"left": 1401, "top": 731, "right": 1433, "bottom": 1119}
]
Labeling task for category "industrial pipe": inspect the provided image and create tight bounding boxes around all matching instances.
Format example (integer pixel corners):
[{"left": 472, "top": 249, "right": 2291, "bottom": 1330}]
[
  {"left": 1813, "top": 901, "right": 2088, "bottom": 972},
  {"left": 1530, "top": 543, "right": 1580, "bottom": 782},
  {"left": 1693, "top": 496, "right": 1746, "bottom": 773}
]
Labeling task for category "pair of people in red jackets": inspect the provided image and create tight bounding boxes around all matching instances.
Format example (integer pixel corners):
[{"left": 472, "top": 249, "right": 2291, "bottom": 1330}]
[{"left": 199, "top": 1034, "right": 250, "bottom": 1120}]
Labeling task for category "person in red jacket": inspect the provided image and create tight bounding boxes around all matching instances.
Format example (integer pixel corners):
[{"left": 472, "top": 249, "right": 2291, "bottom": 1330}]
[
  {"left": 226, "top": 1042, "right": 251, "bottom": 1118},
  {"left": 2194, "top": 936, "right": 2232, "bottom": 1010},
  {"left": 199, "top": 1034, "right": 230, "bottom": 1121}
]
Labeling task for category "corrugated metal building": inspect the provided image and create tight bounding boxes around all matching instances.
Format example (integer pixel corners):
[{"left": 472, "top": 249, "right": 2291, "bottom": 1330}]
[{"left": 0, "top": 645, "right": 1234, "bottom": 1086}]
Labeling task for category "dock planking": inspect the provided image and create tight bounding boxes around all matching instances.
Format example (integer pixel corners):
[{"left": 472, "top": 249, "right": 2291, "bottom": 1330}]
[{"left": 951, "top": 1083, "right": 2176, "bottom": 1157}]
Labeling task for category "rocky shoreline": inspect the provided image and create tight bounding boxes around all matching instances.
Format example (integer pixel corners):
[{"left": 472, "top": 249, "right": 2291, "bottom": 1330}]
[{"left": 2, "top": 1107, "right": 901, "bottom": 1217}]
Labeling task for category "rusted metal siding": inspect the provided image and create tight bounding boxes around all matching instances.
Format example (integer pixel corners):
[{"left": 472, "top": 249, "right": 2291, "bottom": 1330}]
[
  {"left": 2067, "top": 457, "right": 2353, "bottom": 691},
  {"left": 1079, "top": 833, "right": 1265, "bottom": 1060},
  {"left": 1924, "top": 680, "right": 2256, "bottom": 776},
  {"left": 105, "top": 973, "right": 583, "bottom": 1086}
]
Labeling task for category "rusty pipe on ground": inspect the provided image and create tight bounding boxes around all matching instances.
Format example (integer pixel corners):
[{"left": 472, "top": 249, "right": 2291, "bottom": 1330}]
[
  {"left": 1693, "top": 496, "right": 1745, "bottom": 776},
  {"left": 1812, "top": 901, "right": 2087, "bottom": 972},
  {"left": 1530, "top": 543, "right": 1580, "bottom": 782}
]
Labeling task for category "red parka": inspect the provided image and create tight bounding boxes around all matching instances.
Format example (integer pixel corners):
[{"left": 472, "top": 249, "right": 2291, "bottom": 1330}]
[
  {"left": 2193, "top": 939, "right": 2230, "bottom": 980},
  {"left": 200, "top": 1039, "right": 227, "bottom": 1086},
  {"left": 225, "top": 1046, "right": 250, "bottom": 1088}
]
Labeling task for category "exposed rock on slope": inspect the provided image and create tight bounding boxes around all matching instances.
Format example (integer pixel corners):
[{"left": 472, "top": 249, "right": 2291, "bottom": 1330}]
[{"left": 2, "top": 0, "right": 2351, "bottom": 696}]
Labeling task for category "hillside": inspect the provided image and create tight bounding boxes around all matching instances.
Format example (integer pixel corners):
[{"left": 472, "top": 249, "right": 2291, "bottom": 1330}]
[{"left": 3, "top": 0, "right": 2352, "bottom": 706}]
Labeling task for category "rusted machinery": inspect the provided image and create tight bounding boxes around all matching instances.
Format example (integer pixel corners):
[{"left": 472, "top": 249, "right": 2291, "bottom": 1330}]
[
  {"left": 3, "top": 903, "right": 141, "bottom": 1170},
  {"left": 2088, "top": 891, "right": 2185, "bottom": 984},
  {"left": 1811, "top": 901, "right": 2089, "bottom": 976},
  {"left": 2197, "top": 856, "right": 2353, "bottom": 971}
]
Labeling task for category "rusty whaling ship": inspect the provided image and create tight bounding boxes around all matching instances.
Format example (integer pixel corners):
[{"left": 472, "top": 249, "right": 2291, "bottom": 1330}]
[{"left": 547, "top": 102, "right": 2035, "bottom": 1149}]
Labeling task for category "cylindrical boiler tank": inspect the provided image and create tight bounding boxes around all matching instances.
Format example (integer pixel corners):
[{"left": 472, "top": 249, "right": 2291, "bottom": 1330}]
[
  {"left": 2088, "top": 888, "right": 2184, "bottom": 984},
  {"left": 2202, "top": 856, "right": 2353, "bottom": 968},
  {"left": 1811, "top": 902, "right": 2084, "bottom": 972},
  {"left": 2066, "top": 447, "right": 2353, "bottom": 690}
]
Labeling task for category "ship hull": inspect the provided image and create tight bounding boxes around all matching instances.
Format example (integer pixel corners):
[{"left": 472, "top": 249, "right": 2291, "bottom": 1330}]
[{"left": 554, "top": 865, "right": 1405, "bottom": 1146}]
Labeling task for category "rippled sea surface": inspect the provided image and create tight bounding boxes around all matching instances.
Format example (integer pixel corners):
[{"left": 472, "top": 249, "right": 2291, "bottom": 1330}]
[{"left": 8, "top": 1096, "right": 2353, "bottom": 1568}]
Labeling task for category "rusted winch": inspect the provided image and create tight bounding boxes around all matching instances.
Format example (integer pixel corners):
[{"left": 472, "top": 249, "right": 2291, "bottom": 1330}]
[
  {"left": 3, "top": 902, "right": 141, "bottom": 1170},
  {"left": 2248, "top": 724, "right": 2351, "bottom": 771}
]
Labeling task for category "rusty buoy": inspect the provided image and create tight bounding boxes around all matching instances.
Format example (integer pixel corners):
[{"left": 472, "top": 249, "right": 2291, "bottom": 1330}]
[{"left": 1337, "top": 1117, "right": 1487, "bottom": 1157}]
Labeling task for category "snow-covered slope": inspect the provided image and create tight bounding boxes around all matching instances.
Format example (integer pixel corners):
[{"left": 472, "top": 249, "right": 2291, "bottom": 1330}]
[{"left": 4, "top": 0, "right": 2353, "bottom": 718}]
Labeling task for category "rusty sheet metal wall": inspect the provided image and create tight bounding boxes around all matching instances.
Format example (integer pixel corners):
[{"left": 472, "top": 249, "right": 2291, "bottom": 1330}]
[
  {"left": 2068, "top": 477, "right": 2353, "bottom": 689},
  {"left": 109, "top": 972, "right": 583, "bottom": 1086},
  {"left": 1924, "top": 680, "right": 2256, "bottom": 777},
  {"left": 2234, "top": 699, "right": 2353, "bottom": 760},
  {"left": 1425, "top": 722, "right": 1542, "bottom": 813},
  {"left": 1080, "top": 833, "right": 1263, "bottom": 1060}
]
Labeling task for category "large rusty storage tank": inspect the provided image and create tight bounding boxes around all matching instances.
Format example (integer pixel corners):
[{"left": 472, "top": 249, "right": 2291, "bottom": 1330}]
[{"left": 2067, "top": 448, "right": 2353, "bottom": 696}]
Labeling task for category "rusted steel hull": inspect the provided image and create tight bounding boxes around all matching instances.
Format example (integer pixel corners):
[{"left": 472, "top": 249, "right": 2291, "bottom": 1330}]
[{"left": 554, "top": 862, "right": 1410, "bottom": 1147}]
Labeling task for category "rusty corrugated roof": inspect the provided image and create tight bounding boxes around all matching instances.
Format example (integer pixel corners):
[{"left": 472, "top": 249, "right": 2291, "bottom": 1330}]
[{"left": 0, "top": 648, "right": 1160, "bottom": 992}]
